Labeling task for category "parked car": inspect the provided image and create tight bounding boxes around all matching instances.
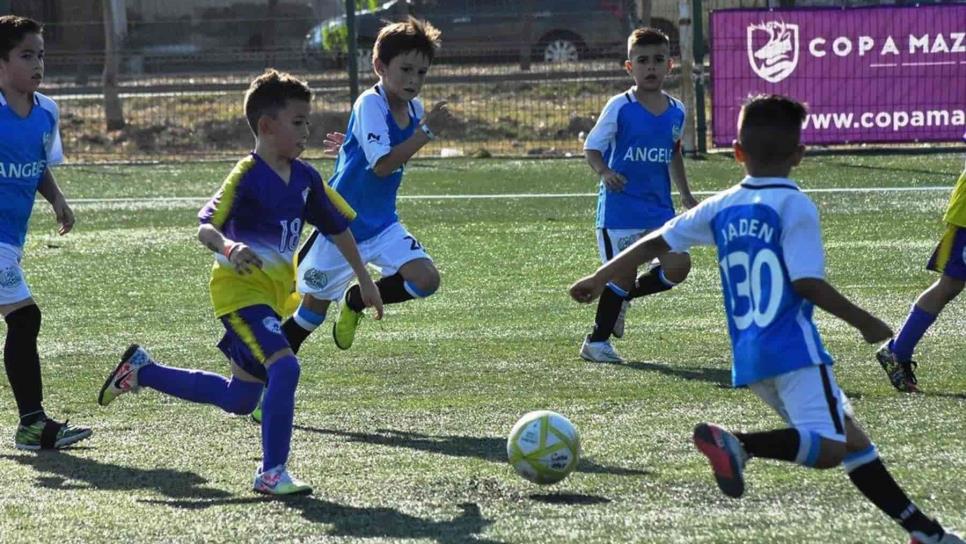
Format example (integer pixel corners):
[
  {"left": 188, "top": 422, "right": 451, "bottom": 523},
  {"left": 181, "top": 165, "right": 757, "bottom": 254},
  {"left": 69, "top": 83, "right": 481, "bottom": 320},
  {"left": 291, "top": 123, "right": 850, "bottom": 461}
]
[{"left": 303, "top": 0, "right": 659, "bottom": 69}]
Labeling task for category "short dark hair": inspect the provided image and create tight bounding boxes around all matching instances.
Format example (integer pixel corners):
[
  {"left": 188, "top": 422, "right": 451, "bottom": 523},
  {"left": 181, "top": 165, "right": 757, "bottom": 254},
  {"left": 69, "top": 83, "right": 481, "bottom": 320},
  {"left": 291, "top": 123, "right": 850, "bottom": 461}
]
[
  {"left": 0, "top": 15, "right": 43, "bottom": 61},
  {"left": 628, "top": 27, "right": 669, "bottom": 52},
  {"left": 243, "top": 69, "right": 312, "bottom": 135},
  {"left": 373, "top": 17, "right": 441, "bottom": 66},
  {"left": 738, "top": 94, "right": 807, "bottom": 165}
]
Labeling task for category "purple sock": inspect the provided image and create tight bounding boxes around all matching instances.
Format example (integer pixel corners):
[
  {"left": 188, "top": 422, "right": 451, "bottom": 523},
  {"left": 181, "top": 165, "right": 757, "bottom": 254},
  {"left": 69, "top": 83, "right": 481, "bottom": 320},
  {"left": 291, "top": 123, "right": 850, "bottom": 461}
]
[
  {"left": 138, "top": 363, "right": 261, "bottom": 415},
  {"left": 891, "top": 305, "right": 937, "bottom": 362},
  {"left": 261, "top": 355, "right": 300, "bottom": 470}
]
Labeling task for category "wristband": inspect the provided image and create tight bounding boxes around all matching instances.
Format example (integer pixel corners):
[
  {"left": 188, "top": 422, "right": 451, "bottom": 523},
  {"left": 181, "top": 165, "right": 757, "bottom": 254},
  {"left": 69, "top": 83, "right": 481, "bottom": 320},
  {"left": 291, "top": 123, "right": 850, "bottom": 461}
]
[
  {"left": 420, "top": 123, "right": 435, "bottom": 140},
  {"left": 223, "top": 242, "right": 238, "bottom": 260}
]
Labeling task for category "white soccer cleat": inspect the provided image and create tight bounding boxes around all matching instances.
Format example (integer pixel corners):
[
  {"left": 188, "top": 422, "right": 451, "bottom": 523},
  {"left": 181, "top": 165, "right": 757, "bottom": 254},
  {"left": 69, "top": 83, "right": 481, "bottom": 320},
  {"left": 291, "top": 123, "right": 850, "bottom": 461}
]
[
  {"left": 98, "top": 344, "right": 154, "bottom": 406},
  {"left": 612, "top": 300, "right": 630, "bottom": 339},
  {"left": 579, "top": 338, "right": 624, "bottom": 363},
  {"left": 253, "top": 464, "right": 312, "bottom": 496},
  {"left": 910, "top": 529, "right": 965, "bottom": 544}
]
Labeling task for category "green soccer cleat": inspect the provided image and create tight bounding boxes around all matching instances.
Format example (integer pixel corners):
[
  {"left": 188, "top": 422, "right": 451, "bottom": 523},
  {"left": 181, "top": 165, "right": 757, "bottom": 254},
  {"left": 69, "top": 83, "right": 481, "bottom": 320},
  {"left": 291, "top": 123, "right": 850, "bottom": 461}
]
[
  {"left": 14, "top": 417, "right": 92, "bottom": 451},
  {"left": 253, "top": 464, "right": 312, "bottom": 496},
  {"left": 332, "top": 298, "right": 363, "bottom": 350}
]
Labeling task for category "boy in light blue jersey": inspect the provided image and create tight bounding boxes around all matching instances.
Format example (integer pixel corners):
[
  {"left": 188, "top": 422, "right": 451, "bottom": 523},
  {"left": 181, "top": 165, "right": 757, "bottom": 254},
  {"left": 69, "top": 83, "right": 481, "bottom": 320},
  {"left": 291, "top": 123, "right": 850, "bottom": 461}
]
[
  {"left": 97, "top": 70, "right": 382, "bottom": 496},
  {"left": 284, "top": 18, "right": 454, "bottom": 354},
  {"left": 580, "top": 27, "right": 698, "bottom": 363},
  {"left": 570, "top": 95, "right": 961, "bottom": 544},
  {"left": 0, "top": 16, "right": 91, "bottom": 450}
]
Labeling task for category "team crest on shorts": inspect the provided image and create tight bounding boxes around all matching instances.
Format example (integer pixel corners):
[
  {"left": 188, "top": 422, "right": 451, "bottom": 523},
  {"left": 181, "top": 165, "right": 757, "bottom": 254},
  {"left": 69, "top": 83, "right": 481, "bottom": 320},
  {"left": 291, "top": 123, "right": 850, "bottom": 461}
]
[
  {"left": 303, "top": 268, "right": 328, "bottom": 289},
  {"left": 0, "top": 267, "right": 22, "bottom": 288},
  {"left": 617, "top": 234, "right": 641, "bottom": 251},
  {"left": 262, "top": 316, "right": 282, "bottom": 335}
]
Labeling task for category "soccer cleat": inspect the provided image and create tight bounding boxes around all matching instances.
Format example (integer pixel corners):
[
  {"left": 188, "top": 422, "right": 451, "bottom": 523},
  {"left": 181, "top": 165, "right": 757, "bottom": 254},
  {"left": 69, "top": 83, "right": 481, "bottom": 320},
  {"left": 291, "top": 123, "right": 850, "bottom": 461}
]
[
  {"left": 875, "top": 343, "right": 919, "bottom": 393},
  {"left": 98, "top": 344, "right": 154, "bottom": 407},
  {"left": 612, "top": 300, "right": 629, "bottom": 339},
  {"left": 253, "top": 464, "right": 312, "bottom": 496},
  {"left": 910, "top": 528, "right": 965, "bottom": 544},
  {"left": 693, "top": 423, "right": 748, "bottom": 499},
  {"left": 14, "top": 417, "right": 92, "bottom": 451},
  {"left": 579, "top": 338, "right": 624, "bottom": 363},
  {"left": 332, "top": 295, "right": 363, "bottom": 350}
]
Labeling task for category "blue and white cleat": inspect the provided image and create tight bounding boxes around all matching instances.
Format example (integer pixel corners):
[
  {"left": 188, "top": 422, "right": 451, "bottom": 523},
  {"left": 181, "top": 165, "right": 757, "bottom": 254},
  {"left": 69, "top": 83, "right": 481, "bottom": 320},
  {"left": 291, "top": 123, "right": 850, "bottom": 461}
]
[
  {"left": 579, "top": 338, "right": 624, "bottom": 363},
  {"left": 98, "top": 344, "right": 154, "bottom": 407},
  {"left": 693, "top": 423, "right": 748, "bottom": 499},
  {"left": 910, "top": 528, "right": 965, "bottom": 544},
  {"left": 253, "top": 464, "right": 312, "bottom": 496}
]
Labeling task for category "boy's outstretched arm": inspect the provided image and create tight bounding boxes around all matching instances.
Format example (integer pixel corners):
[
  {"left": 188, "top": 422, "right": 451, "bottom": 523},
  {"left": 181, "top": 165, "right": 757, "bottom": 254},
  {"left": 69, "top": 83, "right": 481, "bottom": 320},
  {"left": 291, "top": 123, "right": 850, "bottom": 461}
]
[
  {"left": 198, "top": 223, "right": 263, "bottom": 275},
  {"left": 371, "top": 101, "right": 454, "bottom": 177},
  {"left": 329, "top": 228, "right": 384, "bottom": 320},
  {"left": 792, "top": 278, "right": 892, "bottom": 343},
  {"left": 37, "top": 168, "right": 74, "bottom": 235},
  {"left": 670, "top": 147, "right": 698, "bottom": 209},
  {"left": 570, "top": 233, "right": 671, "bottom": 303}
]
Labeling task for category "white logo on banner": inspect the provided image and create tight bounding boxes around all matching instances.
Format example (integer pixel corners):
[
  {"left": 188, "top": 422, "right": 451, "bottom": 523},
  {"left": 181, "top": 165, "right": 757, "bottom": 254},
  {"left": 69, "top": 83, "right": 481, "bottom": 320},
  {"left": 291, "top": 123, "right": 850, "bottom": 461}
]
[{"left": 747, "top": 21, "right": 800, "bottom": 83}]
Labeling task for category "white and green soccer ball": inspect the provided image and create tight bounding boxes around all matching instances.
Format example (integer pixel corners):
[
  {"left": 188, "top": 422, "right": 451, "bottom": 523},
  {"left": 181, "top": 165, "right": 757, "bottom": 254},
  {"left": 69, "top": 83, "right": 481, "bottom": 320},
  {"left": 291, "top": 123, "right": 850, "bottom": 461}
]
[{"left": 506, "top": 410, "right": 581, "bottom": 485}]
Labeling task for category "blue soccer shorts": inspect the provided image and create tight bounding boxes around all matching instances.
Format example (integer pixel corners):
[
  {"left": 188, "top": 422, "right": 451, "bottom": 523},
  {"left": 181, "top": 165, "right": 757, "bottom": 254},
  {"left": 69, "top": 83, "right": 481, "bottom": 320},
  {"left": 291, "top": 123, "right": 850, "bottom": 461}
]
[
  {"left": 217, "top": 305, "right": 291, "bottom": 382},
  {"left": 926, "top": 224, "right": 966, "bottom": 281}
]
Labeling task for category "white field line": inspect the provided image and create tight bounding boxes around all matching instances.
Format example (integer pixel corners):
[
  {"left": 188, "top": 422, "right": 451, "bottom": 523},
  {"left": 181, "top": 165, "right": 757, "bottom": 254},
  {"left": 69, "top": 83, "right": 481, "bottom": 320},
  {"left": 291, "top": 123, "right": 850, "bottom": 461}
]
[{"left": 66, "top": 185, "right": 953, "bottom": 205}]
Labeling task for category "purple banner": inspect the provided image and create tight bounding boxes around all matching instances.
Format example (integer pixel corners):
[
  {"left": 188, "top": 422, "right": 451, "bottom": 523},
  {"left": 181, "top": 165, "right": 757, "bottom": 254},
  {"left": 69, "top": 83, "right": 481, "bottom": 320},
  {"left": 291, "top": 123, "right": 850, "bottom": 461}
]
[{"left": 710, "top": 5, "right": 965, "bottom": 146}]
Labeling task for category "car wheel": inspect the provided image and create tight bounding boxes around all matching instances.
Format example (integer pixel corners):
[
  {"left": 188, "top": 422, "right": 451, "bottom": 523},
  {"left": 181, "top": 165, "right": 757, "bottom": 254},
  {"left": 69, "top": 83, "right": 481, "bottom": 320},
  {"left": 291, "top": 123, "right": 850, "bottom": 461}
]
[{"left": 542, "top": 37, "right": 580, "bottom": 63}]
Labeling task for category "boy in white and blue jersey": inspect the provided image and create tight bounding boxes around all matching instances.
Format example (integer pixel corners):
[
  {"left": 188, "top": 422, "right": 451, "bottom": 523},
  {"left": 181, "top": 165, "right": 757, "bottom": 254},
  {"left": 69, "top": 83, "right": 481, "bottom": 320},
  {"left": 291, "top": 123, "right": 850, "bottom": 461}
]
[
  {"left": 580, "top": 27, "right": 698, "bottom": 363},
  {"left": 570, "top": 95, "right": 961, "bottom": 544},
  {"left": 0, "top": 16, "right": 91, "bottom": 450},
  {"left": 286, "top": 18, "right": 455, "bottom": 354}
]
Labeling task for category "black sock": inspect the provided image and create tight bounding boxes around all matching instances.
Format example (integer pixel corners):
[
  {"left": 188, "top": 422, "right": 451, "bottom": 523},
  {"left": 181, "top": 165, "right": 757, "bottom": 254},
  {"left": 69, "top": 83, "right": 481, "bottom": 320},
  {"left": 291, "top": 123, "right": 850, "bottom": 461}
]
[
  {"left": 282, "top": 318, "right": 311, "bottom": 355},
  {"left": 735, "top": 429, "right": 800, "bottom": 461},
  {"left": 588, "top": 286, "right": 625, "bottom": 342},
  {"left": 346, "top": 273, "right": 414, "bottom": 312},
  {"left": 627, "top": 265, "right": 674, "bottom": 299},
  {"left": 4, "top": 305, "right": 45, "bottom": 424},
  {"left": 847, "top": 457, "right": 943, "bottom": 537}
]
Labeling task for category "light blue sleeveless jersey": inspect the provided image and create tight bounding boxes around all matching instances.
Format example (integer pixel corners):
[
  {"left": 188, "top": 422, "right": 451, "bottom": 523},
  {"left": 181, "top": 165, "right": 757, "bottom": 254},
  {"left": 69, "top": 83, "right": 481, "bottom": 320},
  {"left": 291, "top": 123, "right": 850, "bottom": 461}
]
[
  {"left": 584, "top": 89, "right": 685, "bottom": 230},
  {"left": 660, "top": 176, "right": 834, "bottom": 386},
  {"left": 0, "top": 91, "right": 64, "bottom": 248},
  {"left": 328, "top": 85, "right": 423, "bottom": 242}
]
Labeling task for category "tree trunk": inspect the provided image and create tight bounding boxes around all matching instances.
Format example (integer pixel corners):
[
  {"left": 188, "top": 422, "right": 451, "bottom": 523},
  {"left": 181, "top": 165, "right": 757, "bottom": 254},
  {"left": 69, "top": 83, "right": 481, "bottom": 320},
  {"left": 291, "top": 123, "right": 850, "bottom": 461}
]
[
  {"left": 636, "top": 0, "right": 652, "bottom": 27},
  {"left": 678, "top": 0, "right": 696, "bottom": 154},
  {"left": 101, "top": 0, "right": 125, "bottom": 131}
]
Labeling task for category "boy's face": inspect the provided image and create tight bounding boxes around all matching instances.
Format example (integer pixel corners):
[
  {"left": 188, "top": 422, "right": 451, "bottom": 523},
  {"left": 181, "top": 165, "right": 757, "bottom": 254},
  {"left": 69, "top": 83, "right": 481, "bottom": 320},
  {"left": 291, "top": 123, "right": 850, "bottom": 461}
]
[
  {"left": 0, "top": 32, "right": 44, "bottom": 94},
  {"left": 261, "top": 99, "right": 311, "bottom": 160},
  {"left": 375, "top": 50, "right": 431, "bottom": 102},
  {"left": 625, "top": 43, "right": 671, "bottom": 92}
]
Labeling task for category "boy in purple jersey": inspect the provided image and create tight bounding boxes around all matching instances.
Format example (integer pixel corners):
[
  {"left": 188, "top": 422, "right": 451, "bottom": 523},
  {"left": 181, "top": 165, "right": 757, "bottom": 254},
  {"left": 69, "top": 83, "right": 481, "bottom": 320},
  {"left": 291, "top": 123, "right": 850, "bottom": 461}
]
[
  {"left": 97, "top": 70, "right": 382, "bottom": 496},
  {"left": 0, "top": 16, "right": 91, "bottom": 450}
]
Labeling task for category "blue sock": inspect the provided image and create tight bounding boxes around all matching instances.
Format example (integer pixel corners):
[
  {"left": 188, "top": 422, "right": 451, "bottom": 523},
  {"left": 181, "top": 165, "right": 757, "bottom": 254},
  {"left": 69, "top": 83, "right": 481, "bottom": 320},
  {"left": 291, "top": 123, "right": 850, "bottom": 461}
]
[
  {"left": 261, "top": 355, "right": 300, "bottom": 470},
  {"left": 891, "top": 305, "right": 937, "bottom": 362},
  {"left": 139, "top": 363, "right": 261, "bottom": 414}
]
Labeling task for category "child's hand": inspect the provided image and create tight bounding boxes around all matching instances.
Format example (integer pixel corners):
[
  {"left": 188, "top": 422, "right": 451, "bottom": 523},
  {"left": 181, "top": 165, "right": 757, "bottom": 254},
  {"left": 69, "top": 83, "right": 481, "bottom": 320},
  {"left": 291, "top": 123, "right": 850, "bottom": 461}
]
[
  {"left": 601, "top": 168, "right": 627, "bottom": 192},
  {"left": 358, "top": 276, "right": 384, "bottom": 320},
  {"left": 52, "top": 198, "right": 75, "bottom": 235},
  {"left": 859, "top": 316, "right": 893, "bottom": 344},
  {"left": 423, "top": 101, "right": 454, "bottom": 135},
  {"left": 227, "top": 243, "right": 263, "bottom": 275},
  {"left": 323, "top": 132, "right": 345, "bottom": 155},
  {"left": 681, "top": 192, "right": 699, "bottom": 209},
  {"left": 570, "top": 274, "right": 605, "bottom": 304}
]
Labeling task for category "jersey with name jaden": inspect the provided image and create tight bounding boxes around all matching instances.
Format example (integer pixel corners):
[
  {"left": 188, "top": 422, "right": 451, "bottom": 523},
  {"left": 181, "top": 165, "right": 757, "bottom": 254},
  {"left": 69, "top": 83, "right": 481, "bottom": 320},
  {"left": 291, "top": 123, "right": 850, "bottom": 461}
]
[
  {"left": 584, "top": 89, "right": 685, "bottom": 230},
  {"left": 0, "top": 91, "right": 64, "bottom": 248},
  {"left": 199, "top": 153, "right": 356, "bottom": 317},
  {"left": 658, "top": 176, "right": 834, "bottom": 387},
  {"left": 328, "top": 84, "right": 424, "bottom": 242}
]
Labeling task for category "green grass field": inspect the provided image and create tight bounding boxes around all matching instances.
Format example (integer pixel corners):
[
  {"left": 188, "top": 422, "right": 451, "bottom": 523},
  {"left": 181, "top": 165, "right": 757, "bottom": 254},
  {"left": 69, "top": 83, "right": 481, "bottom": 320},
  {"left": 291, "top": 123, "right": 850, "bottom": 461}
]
[{"left": 1, "top": 153, "right": 964, "bottom": 543}]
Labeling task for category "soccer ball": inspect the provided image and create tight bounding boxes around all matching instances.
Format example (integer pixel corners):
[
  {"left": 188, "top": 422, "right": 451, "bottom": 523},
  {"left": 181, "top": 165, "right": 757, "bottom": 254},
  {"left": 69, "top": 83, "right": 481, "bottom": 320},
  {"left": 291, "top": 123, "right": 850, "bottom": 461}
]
[{"left": 506, "top": 410, "right": 581, "bottom": 485}]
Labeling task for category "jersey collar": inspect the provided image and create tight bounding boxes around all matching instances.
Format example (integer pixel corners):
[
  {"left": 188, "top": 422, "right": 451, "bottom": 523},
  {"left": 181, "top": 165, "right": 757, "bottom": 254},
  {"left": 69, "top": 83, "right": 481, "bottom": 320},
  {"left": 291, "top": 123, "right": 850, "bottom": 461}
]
[
  {"left": 0, "top": 90, "right": 40, "bottom": 108},
  {"left": 740, "top": 176, "right": 800, "bottom": 190}
]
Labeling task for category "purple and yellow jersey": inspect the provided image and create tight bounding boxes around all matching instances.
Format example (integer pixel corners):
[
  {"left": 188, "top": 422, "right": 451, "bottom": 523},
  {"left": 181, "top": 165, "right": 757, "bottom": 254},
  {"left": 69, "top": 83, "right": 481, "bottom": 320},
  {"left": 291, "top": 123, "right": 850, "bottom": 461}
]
[
  {"left": 943, "top": 161, "right": 966, "bottom": 228},
  {"left": 198, "top": 153, "right": 355, "bottom": 317}
]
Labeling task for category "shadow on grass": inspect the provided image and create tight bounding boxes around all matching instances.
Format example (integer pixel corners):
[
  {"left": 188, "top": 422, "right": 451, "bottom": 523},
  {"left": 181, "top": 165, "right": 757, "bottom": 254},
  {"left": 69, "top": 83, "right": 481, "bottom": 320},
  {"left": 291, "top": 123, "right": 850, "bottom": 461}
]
[
  {"left": 142, "top": 496, "right": 500, "bottom": 544},
  {"left": 528, "top": 493, "right": 610, "bottom": 505},
  {"left": 619, "top": 360, "right": 732, "bottom": 388},
  {"left": 0, "top": 452, "right": 230, "bottom": 498},
  {"left": 294, "top": 427, "right": 650, "bottom": 477}
]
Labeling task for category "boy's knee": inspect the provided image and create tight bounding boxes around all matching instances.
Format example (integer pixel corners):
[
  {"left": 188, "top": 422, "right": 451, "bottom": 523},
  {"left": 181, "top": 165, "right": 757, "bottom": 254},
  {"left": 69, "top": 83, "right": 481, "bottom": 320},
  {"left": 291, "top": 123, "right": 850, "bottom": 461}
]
[
  {"left": 5, "top": 304, "right": 41, "bottom": 337},
  {"left": 940, "top": 276, "right": 965, "bottom": 300},
  {"left": 268, "top": 355, "right": 301, "bottom": 383},
  {"left": 223, "top": 380, "right": 262, "bottom": 415},
  {"left": 814, "top": 439, "right": 847, "bottom": 469},
  {"left": 662, "top": 255, "right": 692, "bottom": 284},
  {"left": 407, "top": 269, "right": 440, "bottom": 298}
]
